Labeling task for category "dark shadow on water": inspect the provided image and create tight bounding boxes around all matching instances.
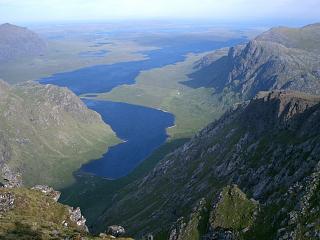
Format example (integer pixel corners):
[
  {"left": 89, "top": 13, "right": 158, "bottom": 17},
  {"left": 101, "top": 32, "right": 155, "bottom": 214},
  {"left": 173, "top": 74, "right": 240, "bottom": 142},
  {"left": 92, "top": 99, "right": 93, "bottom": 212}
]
[{"left": 60, "top": 138, "right": 189, "bottom": 233}]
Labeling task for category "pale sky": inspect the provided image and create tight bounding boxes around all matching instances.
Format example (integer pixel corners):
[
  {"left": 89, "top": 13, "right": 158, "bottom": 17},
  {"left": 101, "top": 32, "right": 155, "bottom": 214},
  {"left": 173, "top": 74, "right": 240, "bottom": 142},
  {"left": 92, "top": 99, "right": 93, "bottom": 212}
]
[{"left": 0, "top": 0, "right": 319, "bottom": 23}]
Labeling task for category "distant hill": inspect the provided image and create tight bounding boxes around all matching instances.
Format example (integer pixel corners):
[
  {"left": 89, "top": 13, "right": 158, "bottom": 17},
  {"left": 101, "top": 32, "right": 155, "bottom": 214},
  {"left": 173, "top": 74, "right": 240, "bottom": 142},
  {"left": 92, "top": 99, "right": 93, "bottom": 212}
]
[
  {"left": 0, "top": 81, "right": 118, "bottom": 188},
  {"left": 0, "top": 23, "right": 46, "bottom": 62},
  {"left": 100, "top": 91, "right": 320, "bottom": 239},
  {"left": 256, "top": 23, "right": 320, "bottom": 53},
  {"left": 184, "top": 23, "right": 320, "bottom": 99}
]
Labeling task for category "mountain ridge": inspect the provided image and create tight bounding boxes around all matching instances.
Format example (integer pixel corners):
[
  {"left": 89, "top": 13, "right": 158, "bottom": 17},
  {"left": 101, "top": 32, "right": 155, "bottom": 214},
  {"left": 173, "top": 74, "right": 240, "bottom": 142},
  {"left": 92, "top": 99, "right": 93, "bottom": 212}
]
[
  {"left": 184, "top": 23, "right": 320, "bottom": 99},
  {"left": 98, "top": 90, "right": 320, "bottom": 239}
]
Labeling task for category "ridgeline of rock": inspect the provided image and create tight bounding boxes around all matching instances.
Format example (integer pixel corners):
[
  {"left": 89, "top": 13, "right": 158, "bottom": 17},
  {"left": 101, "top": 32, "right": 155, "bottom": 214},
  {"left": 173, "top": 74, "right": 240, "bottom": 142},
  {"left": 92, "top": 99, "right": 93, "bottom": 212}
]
[
  {"left": 0, "top": 183, "right": 132, "bottom": 240},
  {"left": 184, "top": 23, "right": 320, "bottom": 99},
  {"left": 0, "top": 23, "right": 46, "bottom": 62},
  {"left": 0, "top": 80, "right": 118, "bottom": 188},
  {"left": 98, "top": 91, "right": 320, "bottom": 239}
]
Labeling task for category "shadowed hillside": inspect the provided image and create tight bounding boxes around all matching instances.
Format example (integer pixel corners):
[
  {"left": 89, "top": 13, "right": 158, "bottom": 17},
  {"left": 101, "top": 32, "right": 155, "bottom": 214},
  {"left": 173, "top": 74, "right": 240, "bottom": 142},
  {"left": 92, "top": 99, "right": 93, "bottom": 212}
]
[
  {"left": 99, "top": 91, "right": 320, "bottom": 239},
  {"left": 0, "top": 81, "right": 119, "bottom": 188}
]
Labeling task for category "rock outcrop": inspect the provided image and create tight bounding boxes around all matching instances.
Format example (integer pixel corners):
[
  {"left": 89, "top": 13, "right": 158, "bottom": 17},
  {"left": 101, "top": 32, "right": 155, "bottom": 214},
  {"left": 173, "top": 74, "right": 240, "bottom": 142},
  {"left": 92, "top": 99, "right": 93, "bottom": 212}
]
[
  {"left": 107, "top": 225, "right": 126, "bottom": 237},
  {"left": 31, "top": 185, "right": 88, "bottom": 231},
  {"left": 31, "top": 185, "right": 61, "bottom": 201},
  {"left": 0, "top": 164, "right": 22, "bottom": 188},
  {"left": 0, "top": 192, "right": 14, "bottom": 213},
  {"left": 68, "top": 206, "right": 88, "bottom": 232}
]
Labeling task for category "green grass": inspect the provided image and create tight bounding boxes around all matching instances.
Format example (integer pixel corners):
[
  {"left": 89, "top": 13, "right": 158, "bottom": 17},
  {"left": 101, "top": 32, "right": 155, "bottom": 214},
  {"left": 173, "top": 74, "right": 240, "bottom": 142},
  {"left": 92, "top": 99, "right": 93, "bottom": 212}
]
[
  {"left": 0, "top": 188, "right": 81, "bottom": 239},
  {"left": 0, "top": 188, "right": 133, "bottom": 240},
  {"left": 211, "top": 185, "right": 258, "bottom": 232}
]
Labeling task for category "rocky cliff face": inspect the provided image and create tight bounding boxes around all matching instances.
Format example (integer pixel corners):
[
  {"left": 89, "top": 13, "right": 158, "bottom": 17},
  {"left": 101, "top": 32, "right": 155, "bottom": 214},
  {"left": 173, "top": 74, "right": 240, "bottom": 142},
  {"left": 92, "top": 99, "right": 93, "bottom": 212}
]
[
  {"left": 99, "top": 91, "right": 320, "bottom": 239},
  {"left": 0, "top": 81, "right": 118, "bottom": 188},
  {"left": 185, "top": 23, "right": 320, "bottom": 99},
  {"left": 0, "top": 23, "right": 46, "bottom": 62}
]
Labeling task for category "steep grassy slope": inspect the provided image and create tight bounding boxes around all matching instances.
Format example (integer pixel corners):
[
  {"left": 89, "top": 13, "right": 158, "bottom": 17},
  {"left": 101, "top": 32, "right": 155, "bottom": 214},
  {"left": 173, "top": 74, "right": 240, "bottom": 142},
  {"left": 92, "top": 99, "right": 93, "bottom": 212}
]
[
  {"left": 210, "top": 185, "right": 258, "bottom": 232},
  {"left": 168, "top": 185, "right": 259, "bottom": 240},
  {"left": 0, "top": 81, "right": 119, "bottom": 188},
  {"left": 0, "top": 187, "right": 132, "bottom": 240},
  {"left": 97, "top": 91, "right": 320, "bottom": 239},
  {"left": 185, "top": 23, "right": 320, "bottom": 99}
]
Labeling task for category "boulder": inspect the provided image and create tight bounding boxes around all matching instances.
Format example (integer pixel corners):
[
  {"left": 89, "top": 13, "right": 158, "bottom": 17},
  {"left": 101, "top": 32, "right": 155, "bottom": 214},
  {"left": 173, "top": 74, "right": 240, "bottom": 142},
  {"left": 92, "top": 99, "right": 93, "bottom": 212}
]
[
  {"left": 107, "top": 225, "right": 126, "bottom": 237},
  {"left": 1, "top": 164, "right": 22, "bottom": 188},
  {"left": 31, "top": 185, "right": 61, "bottom": 201},
  {"left": 68, "top": 207, "right": 88, "bottom": 232},
  {"left": 0, "top": 192, "right": 14, "bottom": 213}
]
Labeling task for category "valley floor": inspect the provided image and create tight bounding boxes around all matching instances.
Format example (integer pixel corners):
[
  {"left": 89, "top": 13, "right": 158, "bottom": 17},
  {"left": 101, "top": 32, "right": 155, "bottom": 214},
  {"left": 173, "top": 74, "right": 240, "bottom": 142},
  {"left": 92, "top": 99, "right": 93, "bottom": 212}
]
[{"left": 92, "top": 50, "right": 233, "bottom": 139}]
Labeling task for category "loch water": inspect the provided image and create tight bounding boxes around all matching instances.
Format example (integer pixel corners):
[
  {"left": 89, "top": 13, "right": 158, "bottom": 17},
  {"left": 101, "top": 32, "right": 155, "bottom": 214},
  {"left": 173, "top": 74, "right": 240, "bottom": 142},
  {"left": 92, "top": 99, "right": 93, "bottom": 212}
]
[{"left": 39, "top": 37, "right": 245, "bottom": 178}]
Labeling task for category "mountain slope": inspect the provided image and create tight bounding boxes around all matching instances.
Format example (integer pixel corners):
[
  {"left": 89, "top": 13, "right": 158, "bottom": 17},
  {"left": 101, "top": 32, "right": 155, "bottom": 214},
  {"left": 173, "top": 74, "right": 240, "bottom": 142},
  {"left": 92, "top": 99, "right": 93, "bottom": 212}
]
[
  {"left": 0, "top": 23, "right": 46, "bottom": 62},
  {"left": 98, "top": 91, "right": 320, "bottom": 239},
  {"left": 0, "top": 81, "right": 119, "bottom": 188},
  {"left": 184, "top": 23, "right": 320, "bottom": 99}
]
